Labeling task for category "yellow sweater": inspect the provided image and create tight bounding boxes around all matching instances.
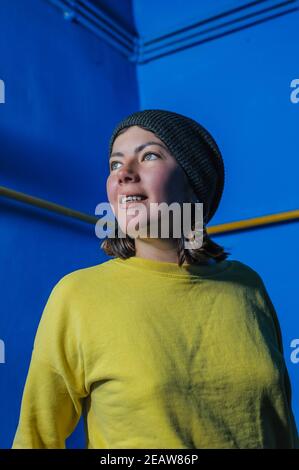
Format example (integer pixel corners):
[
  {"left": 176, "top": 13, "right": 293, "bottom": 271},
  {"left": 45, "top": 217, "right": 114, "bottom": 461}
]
[{"left": 12, "top": 256, "right": 299, "bottom": 449}]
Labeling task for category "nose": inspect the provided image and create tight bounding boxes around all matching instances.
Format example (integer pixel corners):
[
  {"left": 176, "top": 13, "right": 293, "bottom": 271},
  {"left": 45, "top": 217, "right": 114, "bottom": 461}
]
[{"left": 117, "top": 163, "right": 140, "bottom": 184}]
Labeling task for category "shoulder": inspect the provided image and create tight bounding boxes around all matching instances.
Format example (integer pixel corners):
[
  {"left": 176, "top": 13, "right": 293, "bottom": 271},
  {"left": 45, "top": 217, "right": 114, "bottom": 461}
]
[
  {"left": 39, "top": 258, "right": 119, "bottom": 325},
  {"left": 220, "top": 259, "right": 273, "bottom": 312},
  {"left": 50, "top": 258, "right": 119, "bottom": 297},
  {"left": 226, "top": 259, "right": 278, "bottom": 323},
  {"left": 225, "top": 259, "right": 266, "bottom": 290},
  {"left": 34, "top": 259, "right": 119, "bottom": 338}
]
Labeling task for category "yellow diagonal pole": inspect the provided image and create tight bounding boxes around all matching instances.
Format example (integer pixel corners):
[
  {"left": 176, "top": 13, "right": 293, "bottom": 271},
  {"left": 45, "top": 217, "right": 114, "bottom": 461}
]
[
  {"left": 1, "top": 185, "right": 298, "bottom": 234},
  {"left": 0, "top": 185, "right": 98, "bottom": 225},
  {"left": 208, "top": 209, "right": 299, "bottom": 234}
]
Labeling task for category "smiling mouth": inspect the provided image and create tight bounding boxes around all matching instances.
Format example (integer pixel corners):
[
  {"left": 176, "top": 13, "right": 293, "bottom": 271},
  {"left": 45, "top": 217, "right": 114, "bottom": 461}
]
[{"left": 120, "top": 198, "right": 148, "bottom": 208}]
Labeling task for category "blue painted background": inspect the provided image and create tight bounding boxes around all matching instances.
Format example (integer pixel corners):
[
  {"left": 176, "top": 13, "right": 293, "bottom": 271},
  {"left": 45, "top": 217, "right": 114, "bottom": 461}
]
[{"left": 0, "top": 0, "right": 298, "bottom": 448}]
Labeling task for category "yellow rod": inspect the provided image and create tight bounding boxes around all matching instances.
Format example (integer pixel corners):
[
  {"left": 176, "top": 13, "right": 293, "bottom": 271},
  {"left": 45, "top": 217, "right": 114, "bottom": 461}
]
[
  {"left": 208, "top": 209, "right": 299, "bottom": 234},
  {"left": 0, "top": 185, "right": 98, "bottom": 224},
  {"left": 1, "top": 185, "right": 298, "bottom": 235}
]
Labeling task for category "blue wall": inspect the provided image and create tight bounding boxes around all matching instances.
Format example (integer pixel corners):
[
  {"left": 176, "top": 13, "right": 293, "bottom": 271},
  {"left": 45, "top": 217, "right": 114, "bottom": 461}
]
[
  {"left": 0, "top": 0, "right": 298, "bottom": 448},
  {"left": 0, "top": 0, "right": 138, "bottom": 448}
]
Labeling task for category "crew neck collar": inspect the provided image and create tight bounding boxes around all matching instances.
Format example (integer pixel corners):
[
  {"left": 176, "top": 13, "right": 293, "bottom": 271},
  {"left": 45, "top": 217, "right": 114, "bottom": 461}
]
[{"left": 114, "top": 256, "right": 231, "bottom": 278}]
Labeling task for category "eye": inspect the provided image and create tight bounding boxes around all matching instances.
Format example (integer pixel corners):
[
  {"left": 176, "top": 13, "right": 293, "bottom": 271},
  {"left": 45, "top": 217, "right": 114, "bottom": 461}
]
[
  {"left": 110, "top": 161, "right": 121, "bottom": 171},
  {"left": 110, "top": 153, "right": 160, "bottom": 171},
  {"left": 143, "top": 152, "right": 160, "bottom": 161}
]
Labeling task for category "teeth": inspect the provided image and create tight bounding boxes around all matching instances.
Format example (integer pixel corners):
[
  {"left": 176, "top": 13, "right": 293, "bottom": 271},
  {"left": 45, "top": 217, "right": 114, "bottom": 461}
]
[{"left": 121, "top": 195, "right": 146, "bottom": 203}]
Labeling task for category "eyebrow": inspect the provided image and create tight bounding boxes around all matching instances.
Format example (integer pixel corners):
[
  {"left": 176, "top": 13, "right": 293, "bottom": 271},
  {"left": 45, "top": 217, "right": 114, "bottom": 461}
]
[{"left": 109, "top": 141, "right": 168, "bottom": 160}]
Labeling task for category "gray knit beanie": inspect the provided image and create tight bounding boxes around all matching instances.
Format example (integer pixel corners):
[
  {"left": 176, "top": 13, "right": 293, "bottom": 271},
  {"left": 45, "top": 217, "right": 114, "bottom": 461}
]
[{"left": 108, "top": 109, "right": 225, "bottom": 225}]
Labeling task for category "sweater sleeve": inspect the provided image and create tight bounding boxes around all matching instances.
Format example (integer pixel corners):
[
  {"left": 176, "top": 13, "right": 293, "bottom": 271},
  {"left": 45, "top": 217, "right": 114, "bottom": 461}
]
[
  {"left": 257, "top": 276, "right": 299, "bottom": 449},
  {"left": 12, "top": 275, "right": 88, "bottom": 449}
]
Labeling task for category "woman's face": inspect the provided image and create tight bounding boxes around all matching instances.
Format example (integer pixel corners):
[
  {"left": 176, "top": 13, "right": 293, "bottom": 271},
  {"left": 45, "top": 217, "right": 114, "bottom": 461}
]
[{"left": 106, "top": 125, "right": 197, "bottom": 238}]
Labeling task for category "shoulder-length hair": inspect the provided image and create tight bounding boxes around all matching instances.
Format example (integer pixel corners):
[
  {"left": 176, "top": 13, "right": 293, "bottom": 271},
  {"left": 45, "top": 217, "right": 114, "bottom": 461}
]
[{"left": 100, "top": 219, "right": 230, "bottom": 266}]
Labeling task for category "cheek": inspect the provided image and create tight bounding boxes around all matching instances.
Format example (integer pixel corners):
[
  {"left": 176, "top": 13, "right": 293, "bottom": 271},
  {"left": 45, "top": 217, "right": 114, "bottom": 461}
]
[
  {"left": 106, "top": 177, "right": 120, "bottom": 219},
  {"left": 106, "top": 175, "right": 117, "bottom": 203},
  {"left": 151, "top": 168, "right": 187, "bottom": 202}
]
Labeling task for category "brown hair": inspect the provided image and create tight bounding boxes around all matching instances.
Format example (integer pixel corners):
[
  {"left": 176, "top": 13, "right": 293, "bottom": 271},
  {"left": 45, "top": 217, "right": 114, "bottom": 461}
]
[
  {"left": 102, "top": 126, "right": 231, "bottom": 266},
  {"left": 100, "top": 216, "right": 230, "bottom": 267}
]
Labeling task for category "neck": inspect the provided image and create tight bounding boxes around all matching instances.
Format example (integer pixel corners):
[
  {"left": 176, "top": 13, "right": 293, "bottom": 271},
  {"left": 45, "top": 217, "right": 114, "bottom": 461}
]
[
  {"left": 134, "top": 237, "right": 214, "bottom": 265},
  {"left": 134, "top": 237, "right": 185, "bottom": 264}
]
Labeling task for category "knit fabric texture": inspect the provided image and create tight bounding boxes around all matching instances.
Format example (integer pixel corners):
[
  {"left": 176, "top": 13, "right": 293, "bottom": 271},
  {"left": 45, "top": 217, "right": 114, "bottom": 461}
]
[
  {"left": 12, "top": 257, "right": 299, "bottom": 448},
  {"left": 108, "top": 109, "right": 225, "bottom": 224}
]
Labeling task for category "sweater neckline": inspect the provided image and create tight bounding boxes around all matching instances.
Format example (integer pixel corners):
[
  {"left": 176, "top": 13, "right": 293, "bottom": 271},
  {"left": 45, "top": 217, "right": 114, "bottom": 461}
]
[{"left": 114, "top": 256, "right": 231, "bottom": 278}]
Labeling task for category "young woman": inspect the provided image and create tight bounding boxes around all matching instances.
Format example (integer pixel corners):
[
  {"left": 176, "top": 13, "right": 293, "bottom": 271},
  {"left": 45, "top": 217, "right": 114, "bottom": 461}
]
[{"left": 12, "top": 109, "right": 299, "bottom": 449}]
